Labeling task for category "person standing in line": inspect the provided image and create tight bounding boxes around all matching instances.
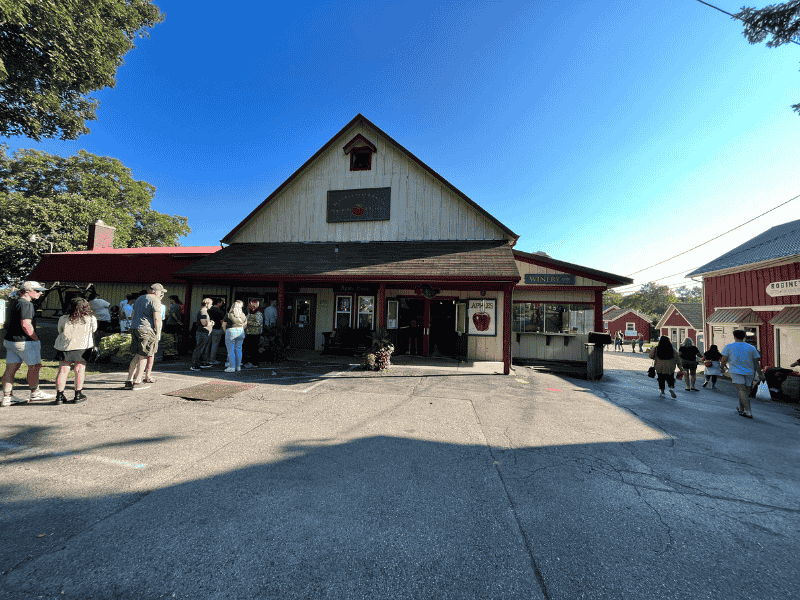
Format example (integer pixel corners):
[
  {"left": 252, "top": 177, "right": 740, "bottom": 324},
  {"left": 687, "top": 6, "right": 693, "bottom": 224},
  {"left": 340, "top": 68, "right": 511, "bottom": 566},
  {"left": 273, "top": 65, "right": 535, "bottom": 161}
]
[
  {"left": 678, "top": 338, "right": 702, "bottom": 391},
  {"left": 648, "top": 336, "right": 680, "bottom": 398},
  {"left": 720, "top": 330, "right": 765, "bottom": 419},
  {"left": 1, "top": 281, "right": 55, "bottom": 406},
  {"left": 637, "top": 333, "right": 645, "bottom": 353},
  {"left": 88, "top": 292, "right": 111, "bottom": 341},
  {"left": 207, "top": 298, "right": 226, "bottom": 366},
  {"left": 161, "top": 295, "right": 183, "bottom": 361},
  {"left": 263, "top": 299, "right": 279, "bottom": 327},
  {"left": 701, "top": 344, "right": 723, "bottom": 389},
  {"left": 124, "top": 283, "right": 166, "bottom": 390},
  {"left": 223, "top": 300, "right": 247, "bottom": 373},
  {"left": 243, "top": 299, "right": 263, "bottom": 368},
  {"left": 190, "top": 298, "right": 214, "bottom": 372},
  {"left": 119, "top": 293, "right": 135, "bottom": 332},
  {"left": 53, "top": 297, "right": 97, "bottom": 405}
]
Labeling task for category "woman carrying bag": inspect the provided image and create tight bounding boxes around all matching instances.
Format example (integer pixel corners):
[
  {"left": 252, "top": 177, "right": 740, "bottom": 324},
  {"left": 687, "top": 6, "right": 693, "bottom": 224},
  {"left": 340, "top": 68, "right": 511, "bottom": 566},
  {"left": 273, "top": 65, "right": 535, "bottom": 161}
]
[
  {"left": 53, "top": 297, "right": 98, "bottom": 405},
  {"left": 648, "top": 336, "right": 681, "bottom": 398},
  {"left": 223, "top": 300, "right": 247, "bottom": 373}
]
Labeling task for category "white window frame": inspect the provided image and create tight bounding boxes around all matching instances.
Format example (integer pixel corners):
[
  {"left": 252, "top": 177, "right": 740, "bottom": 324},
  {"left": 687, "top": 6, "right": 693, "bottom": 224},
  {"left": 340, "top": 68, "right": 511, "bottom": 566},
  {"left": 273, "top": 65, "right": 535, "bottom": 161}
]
[
  {"left": 335, "top": 295, "right": 352, "bottom": 329},
  {"left": 357, "top": 295, "right": 375, "bottom": 330}
]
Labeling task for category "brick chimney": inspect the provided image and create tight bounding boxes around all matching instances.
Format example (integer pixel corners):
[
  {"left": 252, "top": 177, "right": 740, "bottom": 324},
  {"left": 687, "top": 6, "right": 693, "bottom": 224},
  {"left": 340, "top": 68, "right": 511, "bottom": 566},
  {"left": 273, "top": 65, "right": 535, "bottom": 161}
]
[{"left": 87, "top": 219, "right": 116, "bottom": 251}]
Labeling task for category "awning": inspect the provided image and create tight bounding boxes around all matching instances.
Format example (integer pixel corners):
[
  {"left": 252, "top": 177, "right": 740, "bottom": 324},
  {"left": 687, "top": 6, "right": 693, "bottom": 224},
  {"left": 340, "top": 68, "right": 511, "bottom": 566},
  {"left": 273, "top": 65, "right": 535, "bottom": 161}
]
[
  {"left": 705, "top": 308, "right": 762, "bottom": 325},
  {"left": 769, "top": 307, "right": 800, "bottom": 326},
  {"left": 174, "top": 240, "right": 521, "bottom": 282}
]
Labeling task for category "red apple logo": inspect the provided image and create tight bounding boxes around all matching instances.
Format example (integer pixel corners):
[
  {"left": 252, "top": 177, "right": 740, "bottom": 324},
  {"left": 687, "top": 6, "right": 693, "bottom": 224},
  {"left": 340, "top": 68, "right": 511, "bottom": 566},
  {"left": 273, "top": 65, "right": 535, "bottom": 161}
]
[
  {"left": 352, "top": 204, "right": 365, "bottom": 216},
  {"left": 472, "top": 311, "right": 490, "bottom": 332}
]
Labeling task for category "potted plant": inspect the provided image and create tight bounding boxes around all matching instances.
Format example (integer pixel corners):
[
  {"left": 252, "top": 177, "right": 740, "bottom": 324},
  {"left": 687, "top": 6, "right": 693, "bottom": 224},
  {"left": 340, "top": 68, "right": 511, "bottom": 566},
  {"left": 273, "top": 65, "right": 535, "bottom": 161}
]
[{"left": 362, "top": 327, "right": 394, "bottom": 371}]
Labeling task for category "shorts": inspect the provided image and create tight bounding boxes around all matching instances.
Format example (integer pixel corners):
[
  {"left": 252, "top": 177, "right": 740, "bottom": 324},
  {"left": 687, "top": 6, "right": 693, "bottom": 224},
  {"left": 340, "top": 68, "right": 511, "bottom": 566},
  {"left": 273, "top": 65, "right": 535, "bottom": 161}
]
[
  {"left": 3, "top": 339, "right": 42, "bottom": 365},
  {"left": 55, "top": 349, "right": 87, "bottom": 363},
  {"left": 130, "top": 328, "right": 159, "bottom": 357},
  {"left": 730, "top": 372, "right": 754, "bottom": 387},
  {"left": 683, "top": 363, "right": 697, "bottom": 373}
]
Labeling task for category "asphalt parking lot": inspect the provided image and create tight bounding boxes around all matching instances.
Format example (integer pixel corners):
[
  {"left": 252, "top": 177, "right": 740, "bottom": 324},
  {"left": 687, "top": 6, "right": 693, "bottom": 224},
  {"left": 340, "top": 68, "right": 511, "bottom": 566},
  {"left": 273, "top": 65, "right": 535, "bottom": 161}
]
[{"left": 1, "top": 350, "right": 799, "bottom": 599}]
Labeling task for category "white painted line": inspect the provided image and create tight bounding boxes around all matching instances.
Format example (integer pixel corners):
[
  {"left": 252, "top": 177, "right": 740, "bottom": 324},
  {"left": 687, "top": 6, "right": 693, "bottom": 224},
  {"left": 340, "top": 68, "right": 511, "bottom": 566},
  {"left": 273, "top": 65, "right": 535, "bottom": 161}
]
[{"left": 301, "top": 364, "right": 360, "bottom": 393}]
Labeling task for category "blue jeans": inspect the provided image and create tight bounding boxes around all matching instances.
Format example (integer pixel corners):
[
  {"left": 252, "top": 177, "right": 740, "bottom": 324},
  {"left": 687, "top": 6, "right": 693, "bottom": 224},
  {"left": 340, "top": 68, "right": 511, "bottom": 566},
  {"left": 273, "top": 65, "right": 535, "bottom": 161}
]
[{"left": 225, "top": 327, "right": 245, "bottom": 370}]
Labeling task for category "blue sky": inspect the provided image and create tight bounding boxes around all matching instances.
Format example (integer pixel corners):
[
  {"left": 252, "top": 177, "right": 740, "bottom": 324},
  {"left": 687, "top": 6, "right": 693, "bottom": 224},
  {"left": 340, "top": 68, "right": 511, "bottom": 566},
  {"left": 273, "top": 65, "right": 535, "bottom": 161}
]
[{"left": 4, "top": 0, "right": 799, "bottom": 294}]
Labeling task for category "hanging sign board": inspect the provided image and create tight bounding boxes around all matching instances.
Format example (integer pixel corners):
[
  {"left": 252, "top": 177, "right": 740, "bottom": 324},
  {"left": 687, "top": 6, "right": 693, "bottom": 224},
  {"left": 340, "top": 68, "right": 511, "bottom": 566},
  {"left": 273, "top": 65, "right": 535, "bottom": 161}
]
[
  {"left": 467, "top": 298, "right": 497, "bottom": 336},
  {"left": 327, "top": 187, "right": 391, "bottom": 222},
  {"left": 766, "top": 279, "right": 800, "bottom": 297},
  {"left": 524, "top": 274, "right": 576, "bottom": 285}
]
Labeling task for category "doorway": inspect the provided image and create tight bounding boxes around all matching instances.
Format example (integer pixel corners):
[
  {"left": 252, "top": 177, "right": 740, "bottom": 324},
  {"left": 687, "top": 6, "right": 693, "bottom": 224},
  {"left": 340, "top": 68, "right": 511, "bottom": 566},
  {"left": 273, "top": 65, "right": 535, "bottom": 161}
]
[
  {"left": 428, "top": 299, "right": 458, "bottom": 358},
  {"left": 284, "top": 294, "right": 316, "bottom": 349},
  {"left": 397, "top": 298, "right": 424, "bottom": 356}
]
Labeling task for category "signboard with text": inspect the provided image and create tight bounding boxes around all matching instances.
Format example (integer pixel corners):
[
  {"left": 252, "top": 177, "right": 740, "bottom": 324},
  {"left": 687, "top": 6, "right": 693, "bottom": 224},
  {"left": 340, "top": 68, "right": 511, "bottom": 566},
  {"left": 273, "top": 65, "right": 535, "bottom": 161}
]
[
  {"left": 766, "top": 279, "right": 800, "bottom": 298},
  {"left": 467, "top": 299, "right": 497, "bottom": 336},
  {"left": 327, "top": 187, "right": 391, "bottom": 223},
  {"left": 524, "top": 273, "right": 576, "bottom": 285}
]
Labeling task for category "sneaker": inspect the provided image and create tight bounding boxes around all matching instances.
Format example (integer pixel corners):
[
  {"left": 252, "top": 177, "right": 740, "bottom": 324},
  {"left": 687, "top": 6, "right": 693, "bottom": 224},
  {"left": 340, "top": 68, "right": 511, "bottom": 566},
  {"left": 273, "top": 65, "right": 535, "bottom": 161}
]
[
  {"left": 123, "top": 380, "right": 134, "bottom": 390},
  {"left": 70, "top": 391, "right": 87, "bottom": 403},
  {"left": 224, "top": 367, "right": 236, "bottom": 373},
  {"left": 190, "top": 366, "right": 203, "bottom": 372},
  {"left": 669, "top": 388, "right": 676, "bottom": 398},
  {"left": 660, "top": 390, "right": 665, "bottom": 396},
  {"left": 236, "top": 367, "right": 241, "bottom": 372},
  {"left": 131, "top": 383, "right": 151, "bottom": 391},
  {"left": 200, "top": 364, "right": 213, "bottom": 369},
  {"left": 211, "top": 361, "right": 221, "bottom": 365},
  {"left": 702, "top": 381, "right": 708, "bottom": 388},
  {"left": 1, "top": 395, "right": 18, "bottom": 407},
  {"left": 29, "top": 389, "right": 54, "bottom": 401}
]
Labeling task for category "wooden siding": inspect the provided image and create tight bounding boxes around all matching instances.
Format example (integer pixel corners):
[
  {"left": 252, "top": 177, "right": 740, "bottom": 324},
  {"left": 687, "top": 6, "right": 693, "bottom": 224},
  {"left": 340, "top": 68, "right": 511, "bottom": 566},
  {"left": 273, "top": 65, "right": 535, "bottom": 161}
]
[
  {"left": 664, "top": 311, "right": 691, "bottom": 327},
  {"left": 513, "top": 259, "right": 605, "bottom": 288},
  {"left": 230, "top": 123, "right": 508, "bottom": 244},
  {"left": 512, "top": 289, "right": 595, "bottom": 304},
  {"left": 606, "top": 314, "right": 651, "bottom": 340},
  {"left": 703, "top": 260, "right": 800, "bottom": 369},
  {"left": 39, "top": 282, "right": 156, "bottom": 313},
  {"left": 189, "top": 285, "right": 231, "bottom": 324},
  {"left": 512, "top": 333, "right": 589, "bottom": 361}
]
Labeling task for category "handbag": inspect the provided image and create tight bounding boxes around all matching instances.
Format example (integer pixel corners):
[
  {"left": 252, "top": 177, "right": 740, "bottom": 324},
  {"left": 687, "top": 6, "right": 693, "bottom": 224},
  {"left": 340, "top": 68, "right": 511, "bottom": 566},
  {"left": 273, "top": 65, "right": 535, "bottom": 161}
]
[
  {"left": 676, "top": 371, "right": 684, "bottom": 380},
  {"left": 647, "top": 365, "right": 656, "bottom": 378},
  {"left": 755, "top": 380, "right": 771, "bottom": 401},
  {"left": 704, "top": 360, "right": 712, "bottom": 367},
  {"left": 82, "top": 346, "right": 100, "bottom": 363}
]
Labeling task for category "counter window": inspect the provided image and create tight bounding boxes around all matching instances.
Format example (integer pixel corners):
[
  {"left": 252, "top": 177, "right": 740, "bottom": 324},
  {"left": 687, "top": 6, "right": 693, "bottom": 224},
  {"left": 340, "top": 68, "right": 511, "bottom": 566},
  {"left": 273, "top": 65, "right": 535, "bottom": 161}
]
[{"left": 512, "top": 302, "right": 594, "bottom": 334}]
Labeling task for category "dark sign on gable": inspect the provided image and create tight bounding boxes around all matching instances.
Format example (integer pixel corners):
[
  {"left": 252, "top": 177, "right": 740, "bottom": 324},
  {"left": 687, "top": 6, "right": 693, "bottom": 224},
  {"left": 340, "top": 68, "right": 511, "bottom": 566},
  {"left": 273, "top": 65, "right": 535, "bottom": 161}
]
[
  {"left": 524, "top": 273, "right": 576, "bottom": 285},
  {"left": 327, "top": 187, "right": 391, "bottom": 223}
]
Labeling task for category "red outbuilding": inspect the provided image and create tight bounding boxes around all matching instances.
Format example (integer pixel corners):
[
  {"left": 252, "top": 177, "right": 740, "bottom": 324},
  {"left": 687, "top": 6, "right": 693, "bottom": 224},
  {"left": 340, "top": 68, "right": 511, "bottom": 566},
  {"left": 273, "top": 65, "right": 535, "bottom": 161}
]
[
  {"left": 655, "top": 303, "right": 703, "bottom": 347},
  {"left": 603, "top": 308, "right": 652, "bottom": 342}
]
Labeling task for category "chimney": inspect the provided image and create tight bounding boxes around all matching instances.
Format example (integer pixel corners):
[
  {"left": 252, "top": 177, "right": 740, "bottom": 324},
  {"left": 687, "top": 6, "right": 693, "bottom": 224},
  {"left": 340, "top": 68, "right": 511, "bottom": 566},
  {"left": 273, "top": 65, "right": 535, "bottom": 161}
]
[{"left": 87, "top": 219, "right": 116, "bottom": 251}]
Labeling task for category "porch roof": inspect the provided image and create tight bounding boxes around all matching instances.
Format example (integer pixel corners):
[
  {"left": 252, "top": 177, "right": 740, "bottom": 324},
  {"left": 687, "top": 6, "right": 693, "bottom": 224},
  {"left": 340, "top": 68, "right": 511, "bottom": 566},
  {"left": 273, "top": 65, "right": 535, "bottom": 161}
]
[
  {"left": 174, "top": 240, "right": 521, "bottom": 282},
  {"left": 705, "top": 308, "right": 762, "bottom": 325},
  {"left": 769, "top": 306, "right": 800, "bottom": 326}
]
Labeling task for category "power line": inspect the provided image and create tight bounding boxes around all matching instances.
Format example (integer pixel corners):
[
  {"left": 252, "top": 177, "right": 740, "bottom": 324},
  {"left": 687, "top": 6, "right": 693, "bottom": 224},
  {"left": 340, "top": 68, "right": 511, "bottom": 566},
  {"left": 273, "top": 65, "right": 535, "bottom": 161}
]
[
  {"left": 696, "top": 0, "right": 800, "bottom": 46},
  {"left": 624, "top": 192, "right": 800, "bottom": 277}
]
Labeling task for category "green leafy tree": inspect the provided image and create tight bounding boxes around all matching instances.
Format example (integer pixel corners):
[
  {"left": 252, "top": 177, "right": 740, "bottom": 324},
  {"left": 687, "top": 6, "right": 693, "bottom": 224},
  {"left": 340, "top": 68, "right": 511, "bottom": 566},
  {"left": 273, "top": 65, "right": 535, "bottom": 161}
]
[
  {"left": 0, "top": 146, "right": 190, "bottom": 284},
  {"left": 674, "top": 284, "right": 702, "bottom": 303},
  {"left": 0, "top": 0, "right": 164, "bottom": 140},
  {"left": 736, "top": 1, "right": 800, "bottom": 115}
]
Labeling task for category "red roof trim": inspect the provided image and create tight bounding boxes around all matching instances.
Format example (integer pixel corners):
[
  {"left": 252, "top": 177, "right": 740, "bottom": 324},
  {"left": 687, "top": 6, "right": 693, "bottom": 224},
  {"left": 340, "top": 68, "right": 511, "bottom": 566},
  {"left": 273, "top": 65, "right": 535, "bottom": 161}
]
[
  {"left": 51, "top": 246, "right": 221, "bottom": 256},
  {"left": 221, "top": 113, "right": 519, "bottom": 244},
  {"left": 174, "top": 273, "right": 519, "bottom": 283}
]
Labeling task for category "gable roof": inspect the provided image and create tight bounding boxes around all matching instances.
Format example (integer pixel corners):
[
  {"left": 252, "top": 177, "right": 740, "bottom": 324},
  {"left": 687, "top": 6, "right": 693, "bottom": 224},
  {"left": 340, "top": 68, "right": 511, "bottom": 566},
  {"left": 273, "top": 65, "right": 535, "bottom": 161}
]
[
  {"left": 603, "top": 305, "right": 620, "bottom": 313},
  {"left": 221, "top": 114, "right": 519, "bottom": 245},
  {"left": 175, "top": 240, "right": 521, "bottom": 282},
  {"left": 603, "top": 308, "right": 653, "bottom": 323},
  {"left": 688, "top": 219, "right": 800, "bottom": 277},
  {"left": 656, "top": 303, "right": 703, "bottom": 330},
  {"left": 512, "top": 250, "right": 633, "bottom": 287}
]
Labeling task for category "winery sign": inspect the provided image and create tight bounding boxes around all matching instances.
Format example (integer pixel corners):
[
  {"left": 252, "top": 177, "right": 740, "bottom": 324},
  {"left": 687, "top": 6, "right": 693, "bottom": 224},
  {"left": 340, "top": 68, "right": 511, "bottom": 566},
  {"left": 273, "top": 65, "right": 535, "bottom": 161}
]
[
  {"left": 766, "top": 278, "right": 800, "bottom": 298},
  {"left": 524, "top": 274, "right": 576, "bottom": 285},
  {"left": 327, "top": 187, "right": 391, "bottom": 223}
]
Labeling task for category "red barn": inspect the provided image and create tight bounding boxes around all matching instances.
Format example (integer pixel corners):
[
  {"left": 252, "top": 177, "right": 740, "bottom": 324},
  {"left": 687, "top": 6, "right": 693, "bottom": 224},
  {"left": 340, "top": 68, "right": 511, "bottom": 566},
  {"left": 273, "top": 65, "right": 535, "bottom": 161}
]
[
  {"left": 656, "top": 303, "right": 703, "bottom": 347},
  {"left": 687, "top": 219, "right": 800, "bottom": 369},
  {"left": 603, "top": 308, "right": 652, "bottom": 341}
]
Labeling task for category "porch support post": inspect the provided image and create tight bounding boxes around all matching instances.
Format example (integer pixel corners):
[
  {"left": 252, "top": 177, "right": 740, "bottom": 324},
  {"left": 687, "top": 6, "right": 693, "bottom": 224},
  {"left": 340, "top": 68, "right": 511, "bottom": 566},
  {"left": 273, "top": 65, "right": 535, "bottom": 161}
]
[
  {"left": 378, "top": 283, "right": 386, "bottom": 329},
  {"left": 503, "top": 283, "right": 513, "bottom": 375},
  {"left": 278, "top": 280, "right": 286, "bottom": 324},
  {"left": 594, "top": 289, "right": 603, "bottom": 332}
]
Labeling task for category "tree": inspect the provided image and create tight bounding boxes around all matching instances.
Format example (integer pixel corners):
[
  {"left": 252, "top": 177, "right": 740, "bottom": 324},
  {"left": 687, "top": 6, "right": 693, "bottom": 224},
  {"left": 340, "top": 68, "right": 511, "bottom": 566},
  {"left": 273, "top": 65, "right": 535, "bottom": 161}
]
[
  {"left": 673, "top": 284, "right": 702, "bottom": 303},
  {"left": 604, "top": 282, "right": 678, "bottom": 319},
  {"left": 0, "top": 146, "right": 191, "bottom": 284},
  {"left": 736, "top": 1, "right": 800, "bottom": 115},
  {"left": 0, "top": 0, "right": 164, "bottom": 141}
]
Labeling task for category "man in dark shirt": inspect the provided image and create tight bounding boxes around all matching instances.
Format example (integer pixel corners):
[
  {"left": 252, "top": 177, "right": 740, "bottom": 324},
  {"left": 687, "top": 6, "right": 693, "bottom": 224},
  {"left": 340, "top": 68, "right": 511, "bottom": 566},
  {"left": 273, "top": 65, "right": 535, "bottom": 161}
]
[
  {"left": 2, "top": 281, "right": 55, "bottom": 406},
  {"left": 207, "top": 298, "right": 226, "bottom": 366}
]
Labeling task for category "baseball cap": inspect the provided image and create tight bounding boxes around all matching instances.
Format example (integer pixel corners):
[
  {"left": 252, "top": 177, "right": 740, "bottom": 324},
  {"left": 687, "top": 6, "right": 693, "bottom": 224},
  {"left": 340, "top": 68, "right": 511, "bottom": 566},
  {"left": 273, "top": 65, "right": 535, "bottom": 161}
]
[
  {"left": 22, "top": 281, "right": 47, "bottom": 292},
  {"left": 150, "top": 283, "right": 168, "bottom": 294}
]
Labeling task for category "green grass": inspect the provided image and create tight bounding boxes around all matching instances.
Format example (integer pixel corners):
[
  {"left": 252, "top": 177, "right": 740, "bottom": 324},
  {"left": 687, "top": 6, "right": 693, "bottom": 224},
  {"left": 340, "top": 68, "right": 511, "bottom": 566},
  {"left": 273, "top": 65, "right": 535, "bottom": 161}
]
[{"left": 0, "top": 359, "right": 122, "bottom": 385}]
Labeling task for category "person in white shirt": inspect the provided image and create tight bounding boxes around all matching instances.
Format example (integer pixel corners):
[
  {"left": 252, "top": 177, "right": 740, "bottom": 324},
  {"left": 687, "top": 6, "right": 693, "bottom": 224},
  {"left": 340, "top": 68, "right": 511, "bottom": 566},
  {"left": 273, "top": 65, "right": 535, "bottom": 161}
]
[
  {"left": 120, "top": 294, "right": 134, "bottom": 332},
  {"left": 88, "top": 292, "right": 111, "bottom": 343},
  {"left": 54, "top": 297, "right": 98, "bottom": 405},
  {"left": 720, "top": 330, "right": 765, "bottom": 419}
]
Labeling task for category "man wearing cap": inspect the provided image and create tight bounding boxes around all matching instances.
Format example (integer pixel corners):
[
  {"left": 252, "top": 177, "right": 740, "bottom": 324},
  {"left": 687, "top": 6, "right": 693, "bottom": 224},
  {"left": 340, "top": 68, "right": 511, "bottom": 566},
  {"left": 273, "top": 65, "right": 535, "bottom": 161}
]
[
  {"left": 124, "top": 283, "right": 166, "bottom": 391},
  {"left": 2, "top": 281, "right": 55, "bottom": 406}
]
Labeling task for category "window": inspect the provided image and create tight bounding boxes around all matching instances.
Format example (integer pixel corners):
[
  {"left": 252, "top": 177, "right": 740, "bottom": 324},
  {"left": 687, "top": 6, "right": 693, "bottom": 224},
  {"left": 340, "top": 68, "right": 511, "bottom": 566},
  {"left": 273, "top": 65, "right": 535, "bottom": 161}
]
[
  {"left": 358, "top": 295, "right": 374, "bottom": 329},
  {"left": 455, "top": 302, "right": 467, "bottom": 334},
  {"left": 512, "top": 303, "right": 594, "bottom": 334},
  {"left": 626, "top": 322, "right": 635, "bottom": 331},
  {"left": 679, "top": 329, "right": 686, "bottom": 344},
  {"left": 744, "top": 326, "right": 758, "bottom": 349},
  {"left": 295, "top": 298, "right": 310, "bottom": 325},
  {"left": 350, "top": 148, "right": 372, "bottom": 171},
  {"left": 386, "top": 300, "right": 398, "bottom": 329},
  {"left": 335, "top": 295, "right": 352, "bottom": 328}
]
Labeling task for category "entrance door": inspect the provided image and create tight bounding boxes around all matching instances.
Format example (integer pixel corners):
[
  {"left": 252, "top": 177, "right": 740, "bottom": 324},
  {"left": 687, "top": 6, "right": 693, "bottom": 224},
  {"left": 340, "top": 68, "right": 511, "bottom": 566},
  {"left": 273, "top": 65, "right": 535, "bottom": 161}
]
[
  {"left": 396, "top": 298, "right": 424, "bottom": 355},
  {"left": 285, "top": 294, "right": 316, "bottom": 349},
  {"left": 428, "top": 299, "right": 458, "bottom": 358}
]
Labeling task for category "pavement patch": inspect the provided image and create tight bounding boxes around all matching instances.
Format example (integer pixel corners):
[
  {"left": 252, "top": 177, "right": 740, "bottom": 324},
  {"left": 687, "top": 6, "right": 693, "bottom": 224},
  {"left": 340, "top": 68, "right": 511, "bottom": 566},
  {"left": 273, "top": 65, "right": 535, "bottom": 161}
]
[{"left": 164, "top": 381, "right": 257, "bottom": 401}]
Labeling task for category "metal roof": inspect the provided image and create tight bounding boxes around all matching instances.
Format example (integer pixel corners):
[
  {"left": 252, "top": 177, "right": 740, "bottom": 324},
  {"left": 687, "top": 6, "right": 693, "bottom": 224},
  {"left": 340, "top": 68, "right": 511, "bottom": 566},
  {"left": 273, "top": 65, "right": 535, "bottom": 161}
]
[
  {"left": 705, "top": 308, "right": 763, "bottom": 324},
  {"left": 688, "top": 219, "right": 800, "bottom": 277},
  {"left": 769, "top": 307, "right": 800, "bottom": 326}
]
